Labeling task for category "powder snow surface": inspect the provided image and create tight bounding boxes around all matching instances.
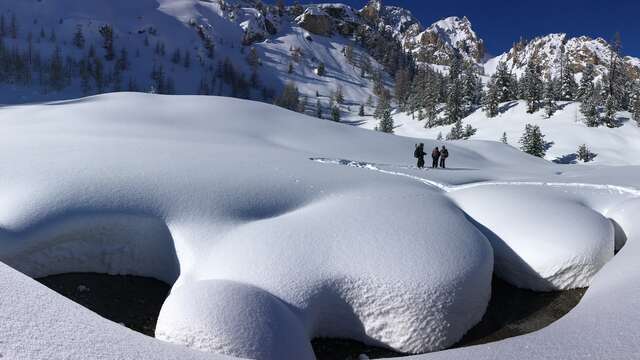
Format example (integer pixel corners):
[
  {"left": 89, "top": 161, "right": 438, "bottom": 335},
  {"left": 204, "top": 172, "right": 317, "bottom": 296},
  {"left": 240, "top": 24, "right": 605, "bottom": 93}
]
[{"left": 0, "top": 93, "right": 638, "bottom": 360}]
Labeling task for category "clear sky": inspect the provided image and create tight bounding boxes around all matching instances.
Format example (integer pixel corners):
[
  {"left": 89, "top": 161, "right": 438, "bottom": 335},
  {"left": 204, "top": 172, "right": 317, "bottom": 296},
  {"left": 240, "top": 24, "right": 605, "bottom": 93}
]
[{"left": 282, "top": 0, "right": 640, "bottom": 58}]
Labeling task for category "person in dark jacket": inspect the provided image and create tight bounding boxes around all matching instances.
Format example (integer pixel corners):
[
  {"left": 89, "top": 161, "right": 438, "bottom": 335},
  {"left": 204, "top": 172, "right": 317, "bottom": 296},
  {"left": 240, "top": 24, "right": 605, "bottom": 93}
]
[
  {"left": 414, "top": 143, "right": 426, "bottom": 169},
  {"left": 431, "top": 147, "right": 441, "bottom": 168},
  {"left": 440, "top": 146, "right": 449, "bottom": 169}
]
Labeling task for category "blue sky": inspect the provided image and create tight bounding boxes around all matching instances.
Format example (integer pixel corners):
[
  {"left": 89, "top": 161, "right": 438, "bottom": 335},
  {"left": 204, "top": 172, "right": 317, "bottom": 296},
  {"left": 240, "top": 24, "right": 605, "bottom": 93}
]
[{"left": 283, "top": 0, "right": 640, "bottom": 57}]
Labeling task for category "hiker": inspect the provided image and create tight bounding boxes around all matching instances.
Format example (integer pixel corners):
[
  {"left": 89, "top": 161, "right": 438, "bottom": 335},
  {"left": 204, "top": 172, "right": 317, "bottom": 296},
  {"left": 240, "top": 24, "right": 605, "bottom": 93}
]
[
  {"left": 431, "top": 147, "right": 441, "bottom": 168},
  {"left": 440, "top": 146, "right": 449, "bottom": 169},
  {"left": 414, "top": 143, "right": 426, "bottom": 169}
]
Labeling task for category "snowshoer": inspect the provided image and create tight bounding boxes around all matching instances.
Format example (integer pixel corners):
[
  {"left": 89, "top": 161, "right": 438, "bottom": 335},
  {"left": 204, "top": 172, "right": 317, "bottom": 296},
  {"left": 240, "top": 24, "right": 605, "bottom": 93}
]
[
  {"left": 440, "top": 146, "right": 449, "bottom": 169},
  {"left": 431, "top": 147, "right": 441, "bottom": 168},
  {"left": 414, "top": 143, "right": 426, "bottom": 169}
]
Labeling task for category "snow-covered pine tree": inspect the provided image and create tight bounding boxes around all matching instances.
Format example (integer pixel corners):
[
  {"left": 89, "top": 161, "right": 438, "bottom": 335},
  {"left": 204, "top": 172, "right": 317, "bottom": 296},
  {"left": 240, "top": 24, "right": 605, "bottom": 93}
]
[
  {"left": 577, "top": 144, "right": 596, "bottom": 163},
  {"left": 446, "top": 119, "right": 464, "bottom": 140},
  {"left": 580, "top": 94, "right": 600, "bottom": 127},
  {"left": 633, "top": 87, "right": 640, "bottom": 126},
  {"left": 494, "top": 61, "right": 514, "bottom": 102},
  {"left": 358, "top": 104, "right": 365, "bottom": 116},
  {"left": 519, "top": 124, "right": 546, "bottom": 158},
  {"left": 603, "top": 94, "right": 617, "bottom": 128},
  {"left": 445, "top": 55, "right": 464, "bottom": 125},
  {"left": 461, "top": 62, "right": 481, "bottom": 115},
  {"left": 484, "top": 76, "right": 500, "bottom": 118},
  {"left": 577, "top": 63, "right": 595, "bottom": 102},
  {"left": 633, "top": 100, "right": 640, "bottom": 127},
  {"left": 376, "top": 97, "right": 394, "bottom": 133},
  {"left": 523, "top": 59, "right": 543, "bottom": 113},
  {"left": 463, "top": 124, "right": 477, "bottom": 140},
  {"left": 316, "top": 62, "right": 325, "bottom": 76},
  {"left": 500, "top": 132, "right": 508, "bottom": 144},
  {"left": 543, "top": 79, "right": 557, "bottom": 118},
  {"left": 559, "top": 61, "right": 577, "bottom": 101}
]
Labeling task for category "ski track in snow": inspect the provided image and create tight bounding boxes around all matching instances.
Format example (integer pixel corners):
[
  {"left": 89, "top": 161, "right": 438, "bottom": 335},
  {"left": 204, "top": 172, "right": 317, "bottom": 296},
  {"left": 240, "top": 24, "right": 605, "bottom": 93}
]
[{"left": 310, "top": 158, "right": 640, "bottom": 197}]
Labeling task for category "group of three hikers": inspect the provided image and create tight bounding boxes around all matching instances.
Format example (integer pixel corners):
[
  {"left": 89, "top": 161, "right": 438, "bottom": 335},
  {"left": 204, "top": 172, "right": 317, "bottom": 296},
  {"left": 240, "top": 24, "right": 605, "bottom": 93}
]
[{"left": 414, "top": 143, "right": 449, "bottom": 169}]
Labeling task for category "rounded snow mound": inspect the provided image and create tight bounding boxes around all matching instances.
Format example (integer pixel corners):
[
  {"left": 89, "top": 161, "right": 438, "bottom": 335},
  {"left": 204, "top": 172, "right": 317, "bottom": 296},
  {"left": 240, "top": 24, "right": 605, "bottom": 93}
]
[{"left": 0, "top": 93, "right": 495, "bottom": 359}]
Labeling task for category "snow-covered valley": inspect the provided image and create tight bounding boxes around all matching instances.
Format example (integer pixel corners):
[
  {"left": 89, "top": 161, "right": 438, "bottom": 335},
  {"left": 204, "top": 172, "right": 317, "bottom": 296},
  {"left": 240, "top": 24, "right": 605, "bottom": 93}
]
[
  {"left": 1, "top": 93, "right": 639, "bottom": 359},
  {"left": 1, "top": 0, "right": 640, "bottom": 359}
]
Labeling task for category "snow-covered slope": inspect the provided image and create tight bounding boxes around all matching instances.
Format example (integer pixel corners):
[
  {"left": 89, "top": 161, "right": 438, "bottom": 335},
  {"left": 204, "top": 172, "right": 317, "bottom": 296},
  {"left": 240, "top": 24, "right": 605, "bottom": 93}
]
[
  {"left": 0, "top": 0, "right": 387, "bottom": 108},
  {"left": 383, "top": 100, "right": 640, "bottom": 166},
  {"left": 1, "top": 93, "right": 639, "bottom": 359}
]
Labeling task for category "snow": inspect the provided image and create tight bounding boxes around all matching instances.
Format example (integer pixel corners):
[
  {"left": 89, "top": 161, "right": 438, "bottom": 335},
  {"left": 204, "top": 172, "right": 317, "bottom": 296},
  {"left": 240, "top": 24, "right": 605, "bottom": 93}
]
[
  {"left": 382, "top": 100, "right": 640, "bottom": 166},
  {"left": 0, "top": 93, "right": 495, "bottom": 359},
  {"left": 1, "top": 93, "right": 640, "bottom": 359}
]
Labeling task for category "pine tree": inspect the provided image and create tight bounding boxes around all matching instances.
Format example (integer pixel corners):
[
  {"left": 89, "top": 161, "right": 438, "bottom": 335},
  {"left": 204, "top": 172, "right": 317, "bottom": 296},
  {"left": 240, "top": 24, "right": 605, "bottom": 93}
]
[
  {"left": 99, "top": 24, "right": 115, "bottom": 61},
  {"left": 358, "top": 104, "right": 365, "bottom": 116},
  {"left": 331, "top": 103, "right": 341, "bottom": 122},
  {"left": 633, "top": 90, "right": 640, "bottom": 127},
  {"left": 394, "top": 68, "right": 411, "bottom": 110},
  {"left": 246, "top": 47, "right": 259, "bottom": 70},
  {"left": 316, "top": 99, "right": 323, "bottom": 119},
  {"left": 485, "top": 76, "right": 500, "bottom": 118},
  {"left": 274, "top": 82, "right": 300, "bottom": 111},
  {"left": 316, "top": 62, "right": 325, "bottom": 76},
  {"left": 580, "top": 94, "right": 600, "bottom": 127},
  {"left": 463, "top": 124, "right": 477, "bottom": 140},
  {"left": 577, "top": 144, "right": 596, "bottom": 163},
  {"left": 519, "top": 124, "right": 547, "bottom": 158},
  {"left": 461, "top": 62, "right": 481, "bottom": 115},
  {"left": 494, "top": 61, "right": 514, "bottom": 102},
  {"left": 334, "top": 85, "right": 344, "bottom": 104},
  {"left": 445, "top": 55, "right": 464, "bottom": 124},
  {"left": 559, "top": 61, "right": 577, "bottom": 101},
  {"left": 446, "top": 119, "right": 464, "bottom": 140},
  {"left": 543, "top": 79, "right": 557, "bottom": 118},
  {"left": 500, "top": 132, "right": 508, "bottom": 144},
  {"left": 577, "top": 63, "right": 595, "bottom": 102},
  {"left": 375, "top": 96, "right": 393, "bottom": 133},
  {"left": 72, "top": 25, "right": 85, "bottom": 49},
  {"left": 436, "top": 132, "right": 443, "bottom": 141},
  {"left": 523, "top": 60, "right": 543, "bottom": 113},
  {"left": 603, "top": 94, "right": 617, "bottom": 128}
]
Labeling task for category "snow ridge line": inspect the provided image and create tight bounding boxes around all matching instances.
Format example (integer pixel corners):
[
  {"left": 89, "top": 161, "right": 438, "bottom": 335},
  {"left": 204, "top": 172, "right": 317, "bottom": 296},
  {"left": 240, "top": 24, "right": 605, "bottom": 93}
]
[{"left": 310, "top": 158, "right": 640, "bottom": 197}]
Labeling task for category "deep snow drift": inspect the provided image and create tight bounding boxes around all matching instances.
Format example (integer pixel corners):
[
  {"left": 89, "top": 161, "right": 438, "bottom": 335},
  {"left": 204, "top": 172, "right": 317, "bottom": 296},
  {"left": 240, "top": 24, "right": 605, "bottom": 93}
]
[{"left": 0, "top": 93, "right": 638, "bottom": 360}]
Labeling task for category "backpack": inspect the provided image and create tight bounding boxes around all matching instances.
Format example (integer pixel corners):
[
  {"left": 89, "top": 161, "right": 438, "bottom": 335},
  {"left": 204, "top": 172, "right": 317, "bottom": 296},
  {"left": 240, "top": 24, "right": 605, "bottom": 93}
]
[{"left": 414, "top": 146, "right": 421, "bottom": 158}]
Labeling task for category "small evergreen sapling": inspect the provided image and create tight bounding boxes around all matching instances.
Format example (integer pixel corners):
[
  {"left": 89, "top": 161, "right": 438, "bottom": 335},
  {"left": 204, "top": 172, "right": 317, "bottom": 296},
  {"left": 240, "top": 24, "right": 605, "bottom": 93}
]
[
  {"left": 577, "top": 144, "right": 596, "bottom": 163},
  {"left": 519, "top": 124, "right": 547, "bottom": 158},
  {"left": 446, "top": 119, "right": 464, "bottom": 140},
  {"left": 500, "top": 132, "right": 508, "bottom": 144}
]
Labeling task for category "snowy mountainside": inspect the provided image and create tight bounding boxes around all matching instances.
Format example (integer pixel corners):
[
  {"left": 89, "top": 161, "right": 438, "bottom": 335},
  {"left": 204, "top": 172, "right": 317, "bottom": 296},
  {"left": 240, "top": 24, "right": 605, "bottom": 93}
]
[
  {"left": 0, "top": 0, "right": 492, "bottom": 107},
  {"left": 404, "top": 16, "right": 485, "bottom": 67},
  {"left": 0, "top": 0, "right": 389, "bottom": 107},
  {"left": 485, "top": 33, "right": 640, "bottom": 79}
]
